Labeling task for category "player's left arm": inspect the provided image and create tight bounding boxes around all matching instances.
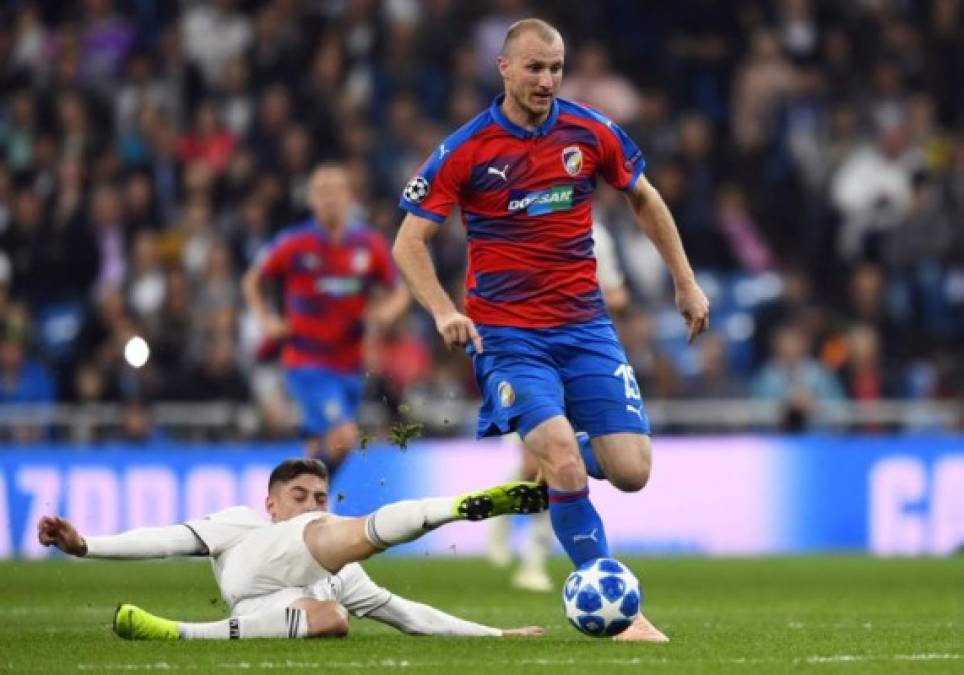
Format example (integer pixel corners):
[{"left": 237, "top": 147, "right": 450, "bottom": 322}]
[
  {"left": 365, "top": 594, "right": 544, "bottom": 637},
  {"left": 625, "top": 173, "right": 710, "bottom": 342},
  {"left": 334, "top": 564, "right": 542, "bottom": 637}
]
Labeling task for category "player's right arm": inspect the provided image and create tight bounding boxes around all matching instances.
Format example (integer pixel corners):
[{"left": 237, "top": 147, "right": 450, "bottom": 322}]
[
  {"left": 242, "top": 241, "right": 290, "bottom": 341},
  {"left": 392, "top": 213, "right": 483, "bottom": 353},
  {"left": 37, "top": 515, "right": 203, "bottom": 559}
]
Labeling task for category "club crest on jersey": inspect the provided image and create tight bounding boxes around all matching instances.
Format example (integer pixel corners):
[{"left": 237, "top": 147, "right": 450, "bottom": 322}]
[
  {"left": 562, "top": 146, "right": 583, "bottom": 176},
  {"left": 498, "top": 381, "right": 515, "bottom": 408}
]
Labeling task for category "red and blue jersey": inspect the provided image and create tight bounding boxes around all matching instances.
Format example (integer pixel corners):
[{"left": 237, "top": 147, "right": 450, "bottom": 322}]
[
  {"left": 258, "top": 220, "right": 396, "bottom": 372},
  {"left": 399, "top": 95, "right": 646, "bottom": 329}
]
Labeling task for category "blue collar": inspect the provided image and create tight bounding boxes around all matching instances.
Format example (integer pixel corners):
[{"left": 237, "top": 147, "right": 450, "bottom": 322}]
[
  {"left": 490, "top": 94, "right": 559, "bottom": 139},
  {"left": 308, "top": 218, "right": 361, "bottom": 241}
]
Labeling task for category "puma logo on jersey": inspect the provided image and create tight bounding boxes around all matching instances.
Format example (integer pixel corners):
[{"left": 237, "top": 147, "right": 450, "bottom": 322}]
[
  {"left": 573, "top": 528, "right": 599, "bottom": 544},
  {"left": 487, "top": 164, "right": 509, "bottom": 181}
]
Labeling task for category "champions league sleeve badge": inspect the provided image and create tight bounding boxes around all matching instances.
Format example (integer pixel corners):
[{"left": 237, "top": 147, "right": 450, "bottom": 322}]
[{"left": 403, "top": 176, "right": 430, "bottom": 203}]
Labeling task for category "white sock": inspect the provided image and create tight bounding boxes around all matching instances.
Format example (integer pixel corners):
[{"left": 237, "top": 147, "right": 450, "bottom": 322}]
[
  {"left": 364, "top": 497, "right": 456, "bottom": 549},
  {"left": 178, "top": 607, "right": 308, "bottom": 640}
]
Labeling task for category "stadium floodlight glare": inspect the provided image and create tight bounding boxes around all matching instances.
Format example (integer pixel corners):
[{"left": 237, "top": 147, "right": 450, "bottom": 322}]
[{"left": 123, "top": 336, "right": 150, "bottom": 368}]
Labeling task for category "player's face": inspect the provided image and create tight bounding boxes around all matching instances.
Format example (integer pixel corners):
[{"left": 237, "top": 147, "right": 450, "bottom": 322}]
[
  {"left": 308, "top": 167, "right": 352, "bottom": 227},
  {"left": 499, "top": 33, "right": 564, "bottom": 121},
  {"left": 266, "top": 474, "right": 329, "bottom": 522}
]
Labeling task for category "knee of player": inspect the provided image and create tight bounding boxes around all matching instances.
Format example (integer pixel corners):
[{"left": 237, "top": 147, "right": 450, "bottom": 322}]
[
  {"left": 609, "top": 445, "right": 652, "bottom": 492},
  {"left": 329, "top": 605, "right": 351, "bottom": 637},
  {"left": 543, "top": 449, "right": 585, "bottom": 483},
  {"left": 305, "top": 601, "right": 350, "bottom": 638},
  {"left": 610, "top": 464, "right": 650, "bottom": 492}
]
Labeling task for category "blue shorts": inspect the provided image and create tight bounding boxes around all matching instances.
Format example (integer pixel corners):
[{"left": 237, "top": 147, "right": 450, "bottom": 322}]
[
  {"left": 284, "top": 366, "right": 362, "bottom": 437},
  {"left": 469, "top": 318, "right": 650, "bottom": 439}
]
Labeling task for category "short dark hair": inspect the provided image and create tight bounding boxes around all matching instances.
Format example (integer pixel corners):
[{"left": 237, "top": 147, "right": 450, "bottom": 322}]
[{"left": 268, "top": 458, "right": 329, "bottom": 492}]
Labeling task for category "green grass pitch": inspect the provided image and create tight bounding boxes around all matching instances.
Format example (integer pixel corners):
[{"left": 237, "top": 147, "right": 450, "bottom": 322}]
[{"left": 2, "top": 557, "right": 961, "bottom": 674}]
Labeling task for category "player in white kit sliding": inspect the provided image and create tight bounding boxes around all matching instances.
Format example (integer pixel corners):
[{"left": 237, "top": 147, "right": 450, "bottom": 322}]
[{"left": 37, "top": 458, "right": 546, "bottom": 640}]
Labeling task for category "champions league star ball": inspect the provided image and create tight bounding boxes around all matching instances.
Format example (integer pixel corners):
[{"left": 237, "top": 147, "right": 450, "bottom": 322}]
[
  {"left": 403, "top": 176, "right": 430, "bottom": 203},
  {"left": 562, "top": 558, "right": 641, "bottom": 637}
]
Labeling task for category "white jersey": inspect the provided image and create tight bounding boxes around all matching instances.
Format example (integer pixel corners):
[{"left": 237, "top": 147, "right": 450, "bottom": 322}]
[{"left": 184, "top": 507, "right": 391, "bottom": 617}]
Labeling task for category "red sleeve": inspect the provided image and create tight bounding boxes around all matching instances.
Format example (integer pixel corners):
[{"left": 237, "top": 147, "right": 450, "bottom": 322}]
[
  {"left": 595, "top": 118, "right": 647, "bottom": 191},
  {"left": 399, "top": 146, "right": 468, "bottom": 223},
  {"left": 258, "top": 236, "right": 295, "bottom": 278}
]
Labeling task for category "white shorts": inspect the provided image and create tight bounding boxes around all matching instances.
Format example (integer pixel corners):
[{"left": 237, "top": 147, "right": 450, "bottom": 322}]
[{"left": 215, "top": 511, "right": 344, "bottom": 612}]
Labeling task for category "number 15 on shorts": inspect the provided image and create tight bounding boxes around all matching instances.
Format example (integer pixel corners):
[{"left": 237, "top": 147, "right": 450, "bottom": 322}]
[{"left": 614, "top": 364, "right": 641, "bottom": 401}]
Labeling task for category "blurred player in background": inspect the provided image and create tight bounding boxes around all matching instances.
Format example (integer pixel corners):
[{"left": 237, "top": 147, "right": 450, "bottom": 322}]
[
  {"left": 243, "top": 164, "right": 409, "bottom": 474},
  {"left": 488, "top": 221, "right": 628, "bottom": 593},
  {"left": 38, "top": 459, "right": 546, "bottom": 641},
  {"left": 393, "top": 19, "right": 708, "bottom": 642}
]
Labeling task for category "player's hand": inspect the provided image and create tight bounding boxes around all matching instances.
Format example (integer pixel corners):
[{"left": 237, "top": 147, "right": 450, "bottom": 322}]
[
  {"left": 37, "top": 515, "right": 88, "bottom": 557},
  {"left": 434, "top": 311, "right": 483, "bottom": 353},
  {"left": 502, "top": 626, "right": 546, "bottom": 637},
  {"left": 675, "top": 279, "right": 710, "bottom": 343},
  {"left": 261, "top": 314, "right": 290, "bottom": 342}
]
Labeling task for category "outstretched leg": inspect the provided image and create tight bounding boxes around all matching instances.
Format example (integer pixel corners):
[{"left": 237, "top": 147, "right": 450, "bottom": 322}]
[{"left": 305, "top": 481, "right": 547, "bottom": 573}]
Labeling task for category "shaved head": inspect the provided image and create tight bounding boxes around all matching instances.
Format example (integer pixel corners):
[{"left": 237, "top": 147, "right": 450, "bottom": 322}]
[
  {"left": 496, "top": 18, "right": 564, "bottom": 127},
  {"left": 501, "top": 18, "right": 563, "bottom": 58}
]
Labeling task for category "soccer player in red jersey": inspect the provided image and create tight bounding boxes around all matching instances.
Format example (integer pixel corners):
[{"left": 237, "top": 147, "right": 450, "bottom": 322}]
[
  {"left": 393, "top": 19, "right": 709, "bottom": 641},
  {"left": 244, "top": 164, "right": 409, "bottom": 473}
]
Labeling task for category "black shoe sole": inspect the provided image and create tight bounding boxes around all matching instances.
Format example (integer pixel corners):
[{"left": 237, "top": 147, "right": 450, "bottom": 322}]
[
  {"left": 506, "top": 483, "right": 549, "bottom": 514},
  {"left": 458, "top": 495, "right": 494, "bottom": 520},
  {"left": 457, "top": 484, "right": 550, "bottom": 521}
]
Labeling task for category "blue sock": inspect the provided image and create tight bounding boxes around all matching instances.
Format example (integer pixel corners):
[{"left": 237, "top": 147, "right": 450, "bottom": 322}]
[
  {"left": 577, "top": 432, "right": 605, "bottom": 480},
  {"left": 548, "top": 486, "right": 610, "bottom": 567}
]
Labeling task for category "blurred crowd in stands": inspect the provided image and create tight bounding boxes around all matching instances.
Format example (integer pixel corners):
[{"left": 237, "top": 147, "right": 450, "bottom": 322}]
[{"left": 1, "top": 0, "right": 963, "bottom": 441}]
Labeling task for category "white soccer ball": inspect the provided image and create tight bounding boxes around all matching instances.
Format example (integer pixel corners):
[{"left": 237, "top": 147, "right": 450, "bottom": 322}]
[{"left": 562, "top": 558, "right": 641, "bottom": 637}]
